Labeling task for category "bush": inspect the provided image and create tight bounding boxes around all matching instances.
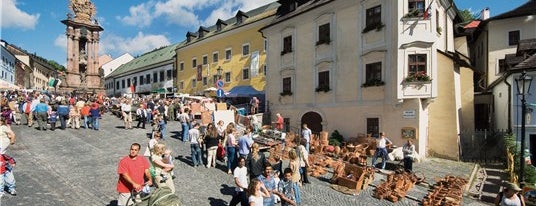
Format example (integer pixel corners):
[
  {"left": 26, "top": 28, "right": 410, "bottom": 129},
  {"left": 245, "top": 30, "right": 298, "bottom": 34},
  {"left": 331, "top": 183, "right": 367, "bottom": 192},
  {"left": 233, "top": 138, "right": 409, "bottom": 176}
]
[{"left": 329, "top": 130, "right": 344, "bottom": 146}]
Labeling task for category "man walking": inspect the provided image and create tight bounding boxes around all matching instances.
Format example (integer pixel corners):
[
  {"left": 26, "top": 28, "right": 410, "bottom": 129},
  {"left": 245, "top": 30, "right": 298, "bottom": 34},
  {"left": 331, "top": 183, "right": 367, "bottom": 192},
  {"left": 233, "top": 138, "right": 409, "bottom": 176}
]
[
  {"left": 371, "top": 132, "right": 392, "bottom": 170},
  {"left": 34, "top": 99, "right": 49, "bottom": 131},
  {"left": 116, "top": 143, "right": 152, "bottom": 206},
  {"left": 301, "top": 123, "right": 312, "bottom": 153}
]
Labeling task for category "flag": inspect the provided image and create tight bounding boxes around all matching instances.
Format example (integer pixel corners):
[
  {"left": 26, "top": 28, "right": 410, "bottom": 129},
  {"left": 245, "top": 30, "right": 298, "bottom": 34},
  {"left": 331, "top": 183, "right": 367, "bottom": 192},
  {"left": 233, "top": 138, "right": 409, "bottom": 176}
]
[
  {"left": 423, "top": 0, "right": 433, "bottom": 19},
  {"left": 130, "top": 85, "right": 135, "bottom": 93}
]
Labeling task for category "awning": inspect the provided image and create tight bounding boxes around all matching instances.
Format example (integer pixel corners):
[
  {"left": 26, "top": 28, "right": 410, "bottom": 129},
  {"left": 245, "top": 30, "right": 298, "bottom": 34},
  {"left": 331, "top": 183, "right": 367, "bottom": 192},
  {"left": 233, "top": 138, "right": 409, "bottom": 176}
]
[
  {"left": 152, "top": 88, "right": 166, "bottom": 94},
  {"left": 226, "top": 85, "right": 264, "bottom": 97}
]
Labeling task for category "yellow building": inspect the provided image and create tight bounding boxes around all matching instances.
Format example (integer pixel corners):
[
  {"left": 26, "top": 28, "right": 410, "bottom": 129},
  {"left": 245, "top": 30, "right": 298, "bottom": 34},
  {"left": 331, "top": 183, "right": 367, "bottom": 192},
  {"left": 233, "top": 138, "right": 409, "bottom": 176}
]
[{"left": 175, "top": 2, "right": 279, "bottom": 100}]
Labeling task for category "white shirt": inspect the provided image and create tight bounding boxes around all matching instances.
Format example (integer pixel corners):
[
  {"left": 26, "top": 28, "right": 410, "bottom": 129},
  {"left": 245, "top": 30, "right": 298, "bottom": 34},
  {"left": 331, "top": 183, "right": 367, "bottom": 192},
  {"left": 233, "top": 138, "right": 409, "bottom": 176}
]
[
  {"left": 234, "top": 166, "right": 248, "bottom": 192},
  {"left": 189, "top": 128, "right": 200, "bottom": 144},
  {"left": 249, "top": 194, "right": 263, "bottom": 206},
  {"left": 377, "top": 137, "right": 390, "bottom": 149},
  {"left": 501, "top": 193, "right": 522, "bottom": 206}
]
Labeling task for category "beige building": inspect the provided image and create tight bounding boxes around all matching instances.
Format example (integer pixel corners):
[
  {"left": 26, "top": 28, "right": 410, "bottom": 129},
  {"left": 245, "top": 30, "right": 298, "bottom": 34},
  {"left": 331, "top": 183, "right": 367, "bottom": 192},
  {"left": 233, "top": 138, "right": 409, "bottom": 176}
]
[{"left": 260, "top": 0, "right": 474, "bottom": 159}]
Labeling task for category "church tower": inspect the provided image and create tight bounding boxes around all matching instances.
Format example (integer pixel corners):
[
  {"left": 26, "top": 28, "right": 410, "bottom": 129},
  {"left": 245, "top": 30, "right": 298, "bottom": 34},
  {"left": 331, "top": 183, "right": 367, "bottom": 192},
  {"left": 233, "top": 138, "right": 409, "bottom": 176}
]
[{"left": 61, "top": 0, "right": 104, "bottom": 93}]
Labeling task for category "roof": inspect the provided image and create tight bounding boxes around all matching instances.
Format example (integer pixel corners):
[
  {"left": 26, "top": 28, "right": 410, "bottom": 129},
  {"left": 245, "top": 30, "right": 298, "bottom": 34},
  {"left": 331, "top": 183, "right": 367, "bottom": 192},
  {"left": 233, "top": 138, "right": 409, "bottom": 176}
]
[
  {"left": 261, "top": 0, "right": 334, "bottom": 31},
  {"left": 487, "top": 0, "right": 536, "bottom": 21},
  {"left": 176, "top": 2, "right": 280, "bottom": 49},
  {"left": 517, "top": 38, "right": 536, "bottom": 55},
  {"left": 463, "top": 20, "right": 480, "bottom": 29},
  {"left": 107, "top": 44, "right": 178, "bottom": 78},
  {"left": 513, "top": 53, "right": 536, "bottom": 70}
]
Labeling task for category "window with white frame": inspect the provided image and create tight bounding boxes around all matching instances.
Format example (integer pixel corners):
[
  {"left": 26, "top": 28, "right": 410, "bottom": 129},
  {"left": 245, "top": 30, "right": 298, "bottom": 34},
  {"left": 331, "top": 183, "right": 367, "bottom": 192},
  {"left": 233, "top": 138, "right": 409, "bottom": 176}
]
[
  {"left": 366, "top": 5, "right": 381, "bottom": 27},
  {"left": 179, "top": 81, "right": 184, "bottom": 90},
  {"left": 242, "top": 44, "right": 250, "bottom": 56},
  {"left": 146, "top": 74, "right": 151, "bottom": 84},
  {"left": 509, "top": 30, "right": 520, "bottom": 46},
  {"left": 202, "top": 55, "right": 208, "bottom": 65},
  {"left": 202, "top": 77, "right": 208, "bottom": 86},
  {"left": 179, "top": 61, "right": 184, "bottom": 71},
  {"left": 408, "top": 0, "right": 425, "bottom": 17},
  {"left": 242, "top": 68, "right": 250, "bottom": 80},
  {"left": 317, "top": 71, "right": 330, "bottom": 90},
  {"left": 224, "top": 72, "right": 231, "bottom": 83},
  {"left": 365, "top": 62, "right": 382, "bottom": 84},
  {"left": 192, "top": 58, "right": 197, "bottom": 68},
  {"left": 282, "top": 35, "right": 293, "bottom": 55},
  {"left": 225, "top": 49, "right": 232, "bottom": 60},
  {"left": 213, "top": 52, "right": 219, "bottom": 63},
  {"left": 282, "top": 77, "right": 292, "bottom": 93},
  {"left": 317, "top": 23, "right": 330, "bottom": 45},
  {"left": 167, "top": 70, "right": 172, "bottom": 80},
  {"left": 140, "top": 75, "right": 144, "bottom": 85},
  {"left": 408, "top": 54, "right": 427, "bottom": 75},
  {"left": 192, "top": 79, "right": 197, "bottom": 88}
]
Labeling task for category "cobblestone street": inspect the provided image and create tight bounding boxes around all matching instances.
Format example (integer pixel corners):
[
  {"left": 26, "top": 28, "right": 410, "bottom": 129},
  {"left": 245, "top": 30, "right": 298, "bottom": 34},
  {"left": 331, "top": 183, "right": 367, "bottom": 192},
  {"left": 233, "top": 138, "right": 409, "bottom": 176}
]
[{"left": 3, "top": 114, "right": 489, "bottom": 206}]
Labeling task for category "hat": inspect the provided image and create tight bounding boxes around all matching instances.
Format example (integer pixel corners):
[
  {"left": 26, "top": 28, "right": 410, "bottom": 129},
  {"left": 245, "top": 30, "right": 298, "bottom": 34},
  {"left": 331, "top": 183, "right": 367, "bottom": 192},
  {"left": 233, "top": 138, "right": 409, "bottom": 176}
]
[{"left": 503, "top": 181, "right": 522, "bottom": 191}]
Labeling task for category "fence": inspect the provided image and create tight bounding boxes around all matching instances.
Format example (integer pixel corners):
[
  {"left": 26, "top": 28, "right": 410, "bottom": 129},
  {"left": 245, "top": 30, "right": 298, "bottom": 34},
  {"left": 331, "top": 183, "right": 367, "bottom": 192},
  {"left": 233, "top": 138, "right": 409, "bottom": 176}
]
[{"left": 459, "top": 129, "right": 508, "bottom": 163}]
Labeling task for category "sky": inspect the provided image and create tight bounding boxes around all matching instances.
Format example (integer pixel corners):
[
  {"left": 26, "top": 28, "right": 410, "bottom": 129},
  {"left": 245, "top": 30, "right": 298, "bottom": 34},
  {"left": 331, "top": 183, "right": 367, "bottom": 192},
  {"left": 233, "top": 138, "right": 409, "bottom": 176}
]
[{"left": 0, "top": 0, "right": 531, "bottom": 66}]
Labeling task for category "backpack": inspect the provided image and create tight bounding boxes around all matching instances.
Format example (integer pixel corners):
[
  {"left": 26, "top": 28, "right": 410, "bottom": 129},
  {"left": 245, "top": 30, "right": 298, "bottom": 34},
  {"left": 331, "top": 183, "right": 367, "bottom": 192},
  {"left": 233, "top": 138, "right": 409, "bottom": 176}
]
[{"left": 134, "top": 186, "right": 181, "bottom": 206}]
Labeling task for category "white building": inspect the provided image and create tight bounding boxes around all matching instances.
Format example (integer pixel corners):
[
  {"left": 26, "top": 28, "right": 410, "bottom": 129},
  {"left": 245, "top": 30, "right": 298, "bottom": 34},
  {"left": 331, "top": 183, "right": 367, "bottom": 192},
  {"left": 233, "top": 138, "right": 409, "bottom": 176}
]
[
  {"left": 101, "top": 53, "right": 134, "bottom": 78},
  {"left": 105, "top": 45, "right": 176, "bottom": 97},
  {"left": 260, "top": 0, "right": 474, "bottom": 159}
]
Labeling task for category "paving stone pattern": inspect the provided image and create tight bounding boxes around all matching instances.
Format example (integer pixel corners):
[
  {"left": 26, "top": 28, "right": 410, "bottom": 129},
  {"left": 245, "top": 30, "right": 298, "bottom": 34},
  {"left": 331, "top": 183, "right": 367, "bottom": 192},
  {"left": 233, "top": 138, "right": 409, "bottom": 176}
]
[{"left": 3, "top": 114, "right": 489, "bottom": 205}]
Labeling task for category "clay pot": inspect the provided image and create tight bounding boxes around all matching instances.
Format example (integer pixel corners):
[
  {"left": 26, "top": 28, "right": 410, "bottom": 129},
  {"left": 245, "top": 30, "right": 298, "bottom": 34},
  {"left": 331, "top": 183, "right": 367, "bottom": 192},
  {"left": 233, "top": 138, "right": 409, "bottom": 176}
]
[
  {"left": 324, "top": 145, "right": 335, "bottom": 153},
  {"left": 334, "top": 146, "right": 341, "bottom": 155}
]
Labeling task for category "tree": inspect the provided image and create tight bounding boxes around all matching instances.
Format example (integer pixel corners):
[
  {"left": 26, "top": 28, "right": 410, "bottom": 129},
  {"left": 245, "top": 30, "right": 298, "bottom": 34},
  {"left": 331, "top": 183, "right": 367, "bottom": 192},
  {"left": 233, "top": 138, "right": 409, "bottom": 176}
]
[
  {"left": 459, "top": 9, "right": 476, "bottom": 23},
  {"left": 47, "top": 60, "right": 66, "bottom": 71}
]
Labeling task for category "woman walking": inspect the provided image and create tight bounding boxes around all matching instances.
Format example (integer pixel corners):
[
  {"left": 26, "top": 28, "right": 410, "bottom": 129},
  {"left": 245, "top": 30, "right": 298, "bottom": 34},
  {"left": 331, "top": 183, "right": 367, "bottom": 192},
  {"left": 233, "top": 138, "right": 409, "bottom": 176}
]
[
  {"left": 226, "top": 125, "right": 238, "bottom": 174},
  {"left": 205, "top": 123, "right": 220, "bottom": 168}
]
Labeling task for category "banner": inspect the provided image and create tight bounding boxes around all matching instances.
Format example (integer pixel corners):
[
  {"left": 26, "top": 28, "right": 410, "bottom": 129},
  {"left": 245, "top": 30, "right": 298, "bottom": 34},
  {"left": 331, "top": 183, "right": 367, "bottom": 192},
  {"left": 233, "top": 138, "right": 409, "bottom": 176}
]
[
  {"left": 197, "top": 65, "right": 202, "bottom": 81},
  {"left": 250, "top": 51, "right": 259, "bottom": 77}
]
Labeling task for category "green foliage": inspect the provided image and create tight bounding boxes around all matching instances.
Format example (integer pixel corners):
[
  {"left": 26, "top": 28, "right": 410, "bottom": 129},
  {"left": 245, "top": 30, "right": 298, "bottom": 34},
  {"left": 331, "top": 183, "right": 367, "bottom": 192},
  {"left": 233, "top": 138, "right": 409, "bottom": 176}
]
[
  {"left": 329, "top": 130, "right": 344, "bottom": 146},
  {"left": 459, "top": 9, "right": 476, "bottom": 23},
  {"left": 504, "top": 133, "right": 536, "bottom": 184},
  {"left": 47, "top": 60, "right": 66, "bottom": 71}
]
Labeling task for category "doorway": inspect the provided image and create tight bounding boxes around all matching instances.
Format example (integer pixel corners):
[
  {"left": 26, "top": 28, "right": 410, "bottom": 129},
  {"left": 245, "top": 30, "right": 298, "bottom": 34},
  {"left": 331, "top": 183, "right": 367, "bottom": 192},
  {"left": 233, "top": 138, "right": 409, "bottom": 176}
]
[{"left": 301, "top": 112, "right": 323, "bottom": 133}]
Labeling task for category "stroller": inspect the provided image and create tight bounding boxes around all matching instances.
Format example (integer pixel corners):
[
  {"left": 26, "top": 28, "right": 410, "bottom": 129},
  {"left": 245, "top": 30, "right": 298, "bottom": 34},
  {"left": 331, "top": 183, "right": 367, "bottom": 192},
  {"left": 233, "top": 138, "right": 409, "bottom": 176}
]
[{"left": 127, "top": 186, "right": 181, "bottom": 206}]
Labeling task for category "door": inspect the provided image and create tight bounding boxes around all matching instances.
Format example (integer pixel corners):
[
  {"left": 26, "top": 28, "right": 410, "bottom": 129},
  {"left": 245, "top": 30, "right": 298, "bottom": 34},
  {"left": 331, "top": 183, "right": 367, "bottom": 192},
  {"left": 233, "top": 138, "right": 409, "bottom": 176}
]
[{"left": 301, "top": 112, "right": 322, "bottom": 133}]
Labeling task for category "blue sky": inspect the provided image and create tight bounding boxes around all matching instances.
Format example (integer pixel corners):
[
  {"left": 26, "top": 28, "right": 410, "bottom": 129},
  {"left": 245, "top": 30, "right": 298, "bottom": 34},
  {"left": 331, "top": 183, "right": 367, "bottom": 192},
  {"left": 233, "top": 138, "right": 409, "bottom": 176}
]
[{"left": 0, "top": 0, "right": 530, "bottom": 66}]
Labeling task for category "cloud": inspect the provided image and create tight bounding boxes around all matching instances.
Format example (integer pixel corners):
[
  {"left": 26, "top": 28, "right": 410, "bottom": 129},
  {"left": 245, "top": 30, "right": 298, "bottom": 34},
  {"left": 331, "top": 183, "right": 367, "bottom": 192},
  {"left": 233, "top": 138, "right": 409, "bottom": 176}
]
[
  {"left": 0, "top": 0, "right": 40, "bottom": 30},
  {"left": 100, "top": 32, "right": 171, "bottom": 57},
  {"left": 117, "top": 0, "right": 275, "bottom": 29},
  {"left": 116, "top": 1, "right": 155, "bottom": 28},
  {"left": 53, "top": 34, "right": 67, "bottom": 54}
]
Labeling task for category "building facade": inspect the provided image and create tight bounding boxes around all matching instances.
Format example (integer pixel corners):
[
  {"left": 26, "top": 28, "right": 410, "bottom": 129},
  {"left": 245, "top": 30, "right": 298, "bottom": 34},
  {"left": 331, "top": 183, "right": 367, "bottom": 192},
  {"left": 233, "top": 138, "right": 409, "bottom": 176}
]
[
  {"left": 101, "top": 53, "right": 134, "bottom": 78},
  {"left": 0, "top": 42, "right": 17, "bottom": 89},
  {"left": 105, "top": 45, "right": 177, "bottom": 97},
  {"left": 3, "top": 41, "right": 57, "bottom": 90},
  {"left": 175, "top": 3, "right": 278, "bottom": 100},
  {"left": 261, "top": 0, "right": 474, "bottom": 159}
]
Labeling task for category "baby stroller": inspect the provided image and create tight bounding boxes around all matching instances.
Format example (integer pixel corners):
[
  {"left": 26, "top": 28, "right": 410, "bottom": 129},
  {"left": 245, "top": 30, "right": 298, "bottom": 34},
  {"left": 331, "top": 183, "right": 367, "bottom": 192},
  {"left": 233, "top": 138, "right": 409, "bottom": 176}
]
[{"left": 127, "top": 186, "right": 181, "bottom": 206}]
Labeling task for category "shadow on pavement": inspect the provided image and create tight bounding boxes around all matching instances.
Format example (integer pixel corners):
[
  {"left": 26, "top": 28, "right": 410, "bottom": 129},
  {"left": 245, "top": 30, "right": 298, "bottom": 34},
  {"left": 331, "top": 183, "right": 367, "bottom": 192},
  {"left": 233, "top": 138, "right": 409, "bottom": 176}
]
[
  {"left": 175, "top": 155, "right": 194, "bottom": 166},
  {"left": 219, "top": 184, "right": 235, "bottom": 196},
  {"left": 208, "top": 197, "right": 228, "bottom": 206},
  {"left": 105, "top": 200, "right": 118, "bottom": 206}
]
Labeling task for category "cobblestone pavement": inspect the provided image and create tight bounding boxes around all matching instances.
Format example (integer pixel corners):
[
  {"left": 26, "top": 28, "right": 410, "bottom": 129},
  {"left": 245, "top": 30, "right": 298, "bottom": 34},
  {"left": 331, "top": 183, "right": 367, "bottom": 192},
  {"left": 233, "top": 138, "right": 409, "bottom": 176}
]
[{"left": 2, "top": 114, "right": 489, "bottom": 206}]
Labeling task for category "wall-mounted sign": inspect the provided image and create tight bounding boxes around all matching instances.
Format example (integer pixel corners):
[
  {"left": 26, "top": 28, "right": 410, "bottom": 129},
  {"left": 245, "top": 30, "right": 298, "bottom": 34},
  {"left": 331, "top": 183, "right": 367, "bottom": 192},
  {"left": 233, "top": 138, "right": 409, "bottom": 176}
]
[
  {"left": 401, "top": 127, "right": 417, "bottom": 139},
  {"left": 403, "top": 110, "right": 416, "bottom": 119}
]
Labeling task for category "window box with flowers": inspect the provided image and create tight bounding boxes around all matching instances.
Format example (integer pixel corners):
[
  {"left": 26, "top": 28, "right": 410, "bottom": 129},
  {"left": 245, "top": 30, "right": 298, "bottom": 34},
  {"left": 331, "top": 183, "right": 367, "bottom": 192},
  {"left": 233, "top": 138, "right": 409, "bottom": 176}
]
[
  {"left": 280, "top": 91, "right": 293, "bottom": 96},
  {"left": 315, "top": 85, "right": 331, "bottom": 93},
  {"left": 403, "top": 71, "right": 431, "bottom": 83},
  {"left": 361, "top": 79, "right": 385, "bottom": 87},
  {"left": 362, "top": 22, "right": 385, "bottom": 34}
]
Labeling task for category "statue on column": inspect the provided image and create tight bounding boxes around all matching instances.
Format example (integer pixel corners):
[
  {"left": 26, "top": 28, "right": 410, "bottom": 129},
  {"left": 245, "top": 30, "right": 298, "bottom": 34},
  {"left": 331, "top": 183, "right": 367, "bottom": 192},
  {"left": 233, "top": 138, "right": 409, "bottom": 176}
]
[
  {"left": 80, "top": 66, "right": 87, "bottom": 86},
  {"left": 79, "top": 48, "right": 88, "bottom": 65},
  {"left": 99, "top": 67, "right": 105, "bottom": 87},
  {"left": 69, "top": 0, "right": 96, "bottom": 24}
]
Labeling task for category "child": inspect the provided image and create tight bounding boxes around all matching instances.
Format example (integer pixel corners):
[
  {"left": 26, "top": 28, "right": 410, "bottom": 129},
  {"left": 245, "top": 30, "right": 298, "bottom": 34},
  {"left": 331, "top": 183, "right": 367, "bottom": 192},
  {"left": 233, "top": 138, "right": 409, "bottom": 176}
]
[
  {"left": 49, "top": 111, "right": 58, "bottom": 131},
  {"left": 162, "top": 149, "right": 176, "bottom": 179},
  {"left": 0, "top": 154, "right": 16, "bottom": 196},
  {"left": 247, "top": 179, "right": 270, "bottom": 206},
  {"left": 274, "top": 168, "right": 297, "bottom": 206}
]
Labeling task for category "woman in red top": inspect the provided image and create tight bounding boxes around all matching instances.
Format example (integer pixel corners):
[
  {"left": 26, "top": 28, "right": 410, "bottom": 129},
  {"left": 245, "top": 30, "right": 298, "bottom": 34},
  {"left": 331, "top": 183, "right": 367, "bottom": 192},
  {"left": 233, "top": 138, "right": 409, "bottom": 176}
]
[{"left": 275, "top": 113, "right": 284, "bottom": 131}]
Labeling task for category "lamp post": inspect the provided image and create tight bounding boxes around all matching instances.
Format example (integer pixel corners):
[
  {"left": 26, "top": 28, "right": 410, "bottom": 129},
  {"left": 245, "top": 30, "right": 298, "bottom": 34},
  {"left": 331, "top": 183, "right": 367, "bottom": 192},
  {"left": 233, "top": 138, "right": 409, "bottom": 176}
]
[
  {"left": 217, "top": 66, "right": 223, "bottom": 80},
  {"left": 516, "top": 71, "right": 533, "bottom": 186}
]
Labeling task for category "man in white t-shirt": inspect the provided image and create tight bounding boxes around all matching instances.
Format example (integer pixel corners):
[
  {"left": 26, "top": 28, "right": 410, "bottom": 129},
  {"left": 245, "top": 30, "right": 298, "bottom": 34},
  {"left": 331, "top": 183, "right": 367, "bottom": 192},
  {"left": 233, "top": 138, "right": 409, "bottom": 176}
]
[
  {"left": 229, "top": 157, "right": 248, "bottom": 206},
  {"left": 371, "top": 132, "right": 392, "bottom": 170},
  {"left": 301, "top": 123, "right": 312, "bottom": 153}
]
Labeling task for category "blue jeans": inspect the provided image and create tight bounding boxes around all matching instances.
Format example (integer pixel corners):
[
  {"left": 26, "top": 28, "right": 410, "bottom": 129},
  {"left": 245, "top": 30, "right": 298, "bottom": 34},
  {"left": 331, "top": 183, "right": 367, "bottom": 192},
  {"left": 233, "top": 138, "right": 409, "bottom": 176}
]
[
  {"left": 293, "top": 182, "right": 301, "bottom": 204},
  {"left": 181, "top": 123, "right": 189, "bottom": 142},
  {"left": 146, "top": 113, "right": 152, "bottom": 124},
  {"left": 226, "top": 146, "right": 236, "bottom": 171},
  {"left": 190, "top": 143, "right": 203, "bottom": 166},
  {"left": 91, "top": 116, "right": 99, "bottom": 130},
  {"left": 372, "top": 148, "right": 388, "bottom": 169},
  {"left": 159, "top": 123, "right": 167, "bottom": 140},
  {"left": 83, "top": 116, "right": 89, "bottom": 128},
  {"left": 59, "top": 114, "right": 68, "bottom": 129},
  {"left": 0, "top": 170, "right": 16, "bottom": 195}
]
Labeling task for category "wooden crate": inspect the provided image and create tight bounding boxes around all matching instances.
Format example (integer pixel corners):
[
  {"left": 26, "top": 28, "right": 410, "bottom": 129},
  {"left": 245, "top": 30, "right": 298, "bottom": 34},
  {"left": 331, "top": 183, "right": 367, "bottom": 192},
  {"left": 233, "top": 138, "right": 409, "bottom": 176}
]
[{"left": 335, "top": 164, "right": 367, "bottom": 192}]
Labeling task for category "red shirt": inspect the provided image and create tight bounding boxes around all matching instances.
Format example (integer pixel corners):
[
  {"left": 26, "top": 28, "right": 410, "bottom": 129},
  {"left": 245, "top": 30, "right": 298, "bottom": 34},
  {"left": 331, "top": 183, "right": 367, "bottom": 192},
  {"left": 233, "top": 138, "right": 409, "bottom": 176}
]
[
  {"left": 276, "top": 116, "right": 284, "bottom": 130},
  {"left": 116, "top": 155, "right": 149, "bottom": 193}
]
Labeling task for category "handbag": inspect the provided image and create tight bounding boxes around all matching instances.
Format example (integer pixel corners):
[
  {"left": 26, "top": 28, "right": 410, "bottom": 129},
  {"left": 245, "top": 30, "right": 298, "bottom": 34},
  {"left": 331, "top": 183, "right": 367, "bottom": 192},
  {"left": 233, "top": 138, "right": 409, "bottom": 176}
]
[{"left": 217, "top": 143, "right": 226, "bottom": 160}]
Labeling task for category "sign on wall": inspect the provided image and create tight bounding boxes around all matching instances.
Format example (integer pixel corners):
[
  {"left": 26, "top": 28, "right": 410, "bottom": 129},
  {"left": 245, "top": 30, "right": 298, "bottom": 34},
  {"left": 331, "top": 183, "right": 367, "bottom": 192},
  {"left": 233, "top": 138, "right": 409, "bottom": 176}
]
[
  {"left": 403, "top": 110, "right": 416, "bottom": 118},
  {"left": 197, "top": 65, "right": 202, "bottom": 81},
  {"left": 250, "top": 51, "right": 259, "bottom": 77}
]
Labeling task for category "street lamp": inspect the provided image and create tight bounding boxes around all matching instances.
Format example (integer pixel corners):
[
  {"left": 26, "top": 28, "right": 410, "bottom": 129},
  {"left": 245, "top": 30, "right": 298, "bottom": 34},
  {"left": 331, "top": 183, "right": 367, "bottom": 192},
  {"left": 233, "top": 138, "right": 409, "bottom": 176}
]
[
  {"left": 516, "top": 71, "right": 533, "bottom": 186},
  {"left": 217, "top": 66, "right": 223, "bottom": 80}
]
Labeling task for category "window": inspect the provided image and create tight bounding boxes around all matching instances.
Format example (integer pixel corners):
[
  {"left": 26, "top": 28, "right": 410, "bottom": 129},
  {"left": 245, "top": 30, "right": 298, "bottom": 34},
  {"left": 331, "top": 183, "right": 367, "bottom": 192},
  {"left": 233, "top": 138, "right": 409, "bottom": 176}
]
[
  {"left": 242, "top": 44, "right": 250, "bottom": 56},
  {"left": 242, "top": 68, "right": 250, "bottom": 80},
  {"left": 213, "top": 52, "right": 219, "bottom": 63},
  {"left": 122, "top": 79, "right": 125, "bottom": 88},
  {"left": 146, "top": 74, "right": 151, "bottom": 84},
  {"left": 408, "top": 54, "right": 427, "bottom": 75},
  {"left": 160, "top": 71, "right": 165, "bottom": 82},
  {"left": 366, "top": 118, "right": 379, "bottom": 138},
  {"left": 212, "top": 75, "right": 219, "bottom": 84},
  {"left": 140, "top": 75, "right": 144, "bottom": 85},
  {"left": 408, "top": 0, "right": 425, "bottom": 17},
  {"left": 225, "top": 49, "right": 232, "bottom": 60},
  {"left": 151, "top": 73, "right": 156, "bottom": 83},
  {"left": 202, "top": 77, "right": 208, "bottom": 86},
  {"left": 127, "top": 78, "right": 131, "bottom": 87},
  {"left": 283, "top": 77, "right": 292, "bottom": 93},
  {"left": 167, "top": 70, "right": 172, "bottom": 80},
  {"left": 282, "top": 36, "right": 292, "bottom": 54},
  {"left": 224, "top": 72, "right": 231, "bottom": 83},
  {"left": 192, "top": 58, "right": 197, "bottom": 68},
  {"left": 366, "top": 5, "right": 381, "bottom": 27},
  {"left": 365, "top": 62, "right": 382, "bottom": 83},
  {"left": 317, "top": 23, "right": 330, "bottom": 45},
  {"left": 132, "top": 77, "right": 137, "bottom": 86},
  {"left": 180, "top": 61, "right": 184, "bottom": 71},
  {"left": 263, "top": 65, "right": 267, "bottom": 76},
  {"left": 192, "top": 79, "right": 197, "bottom": 88},
  {"left": 318, "top": 71, "right": 330, "bottom": 90},
  {"left": 264, "top": 39, "right": 267, "bottom": 52},
  {"left": 116, "top": 81, "right": 119, "bottom": 89},
  {"left": 202, "top": 55, "right": 208, "bottom": 65},
  {"left": 179, "top": 81, "right": 184, "bottom": 90},
  {"left": 509, "top": 30, "right": 520, "bottom": 46}
]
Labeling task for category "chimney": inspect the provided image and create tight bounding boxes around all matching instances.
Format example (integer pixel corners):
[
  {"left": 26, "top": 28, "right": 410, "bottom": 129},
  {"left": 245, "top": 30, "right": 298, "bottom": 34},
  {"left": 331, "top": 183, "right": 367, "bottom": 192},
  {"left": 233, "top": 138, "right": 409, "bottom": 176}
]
[{"left": 480, "top": 8, "right": 490, "bottom": 20}]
